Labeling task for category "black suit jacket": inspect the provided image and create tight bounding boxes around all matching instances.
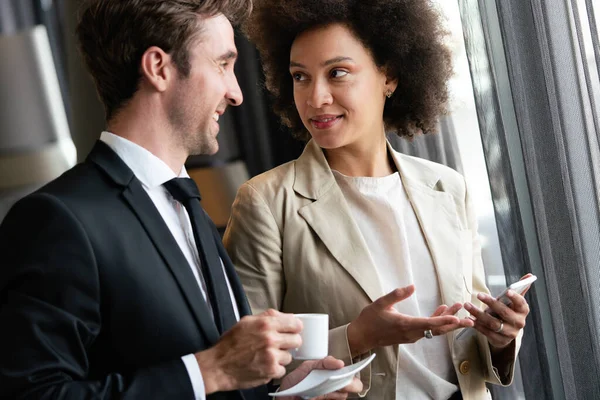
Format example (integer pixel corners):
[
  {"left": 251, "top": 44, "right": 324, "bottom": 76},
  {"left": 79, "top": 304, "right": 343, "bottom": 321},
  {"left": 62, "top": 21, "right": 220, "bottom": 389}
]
[{"left": 0, "top": 142, "right": 268, "bottom": 400}]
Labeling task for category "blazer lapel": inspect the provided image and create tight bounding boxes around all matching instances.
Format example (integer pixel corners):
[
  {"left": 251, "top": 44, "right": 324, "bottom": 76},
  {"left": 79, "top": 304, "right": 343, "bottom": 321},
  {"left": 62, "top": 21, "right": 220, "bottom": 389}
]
[
  {"left": 88, "top": 141, "right": 221, "bottom": 345},
  {"left": 392, "top": 148, "right": 465, "bottom": 308},
  {"left": 294, "top": 141, "right": 384, "bottom": 303}
]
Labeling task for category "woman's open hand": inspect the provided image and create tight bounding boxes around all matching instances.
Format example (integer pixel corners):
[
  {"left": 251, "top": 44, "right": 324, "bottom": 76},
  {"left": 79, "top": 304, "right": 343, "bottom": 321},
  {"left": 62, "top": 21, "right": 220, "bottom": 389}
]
[{"left": 347, "top": 285, "right": 474, "bottom": 356}]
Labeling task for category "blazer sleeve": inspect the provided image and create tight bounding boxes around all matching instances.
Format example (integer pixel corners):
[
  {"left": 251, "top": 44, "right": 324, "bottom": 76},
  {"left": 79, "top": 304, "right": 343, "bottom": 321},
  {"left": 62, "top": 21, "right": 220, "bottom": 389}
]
[
  {"left": 223, "top": 183, "right": 285, "bottom": 315},
  {"left": 463, "top": 180, "right": 522, "bottom": 386},
  {"left": 225, "top": 183, "right": 370, "bottom": 396},
  {"left": 0, "top": 193, "right": 195, "bottom": 400}
]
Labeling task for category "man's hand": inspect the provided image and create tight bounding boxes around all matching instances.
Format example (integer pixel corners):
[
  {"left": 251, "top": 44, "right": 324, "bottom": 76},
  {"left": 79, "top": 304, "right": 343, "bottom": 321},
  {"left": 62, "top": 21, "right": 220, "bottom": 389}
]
[
  {"left": 195, "top": 309, "right": 302, "bottom": 393},
  {"left": 279, "top": 356, "right": 363, "bottom": 399}
]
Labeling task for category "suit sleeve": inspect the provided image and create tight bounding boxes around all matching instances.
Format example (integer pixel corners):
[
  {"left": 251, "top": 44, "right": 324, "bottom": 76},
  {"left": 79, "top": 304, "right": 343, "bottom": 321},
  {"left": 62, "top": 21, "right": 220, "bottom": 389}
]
[
  {"left": 0, "top": 193, "right": 195, "bottom": 400},
  {"left": 463, "top": 180, "right": 522, "bottom": 386}
]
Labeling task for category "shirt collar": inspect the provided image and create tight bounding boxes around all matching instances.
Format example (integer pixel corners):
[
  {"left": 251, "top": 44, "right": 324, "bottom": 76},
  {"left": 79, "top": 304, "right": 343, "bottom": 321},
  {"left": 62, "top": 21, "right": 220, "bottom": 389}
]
[{"left": 99, "top": 131, "right": 189, "bottom": 189}]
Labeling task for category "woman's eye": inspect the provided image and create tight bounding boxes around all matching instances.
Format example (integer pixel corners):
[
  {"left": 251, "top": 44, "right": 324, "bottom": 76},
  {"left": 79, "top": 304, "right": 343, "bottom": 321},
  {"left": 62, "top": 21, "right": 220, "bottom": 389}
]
[
  {"left": 330, "top": 69, "right": 348, "bottom": 78},
  {"left": 292, "top": 73, "right": 306, "bottom": 81}
]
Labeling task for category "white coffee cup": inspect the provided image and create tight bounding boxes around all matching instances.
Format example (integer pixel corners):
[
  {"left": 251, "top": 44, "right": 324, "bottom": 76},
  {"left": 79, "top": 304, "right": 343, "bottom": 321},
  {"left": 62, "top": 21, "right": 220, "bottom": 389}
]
[{"left": 291, "top": 313, "right": 329, "bottom": 360}]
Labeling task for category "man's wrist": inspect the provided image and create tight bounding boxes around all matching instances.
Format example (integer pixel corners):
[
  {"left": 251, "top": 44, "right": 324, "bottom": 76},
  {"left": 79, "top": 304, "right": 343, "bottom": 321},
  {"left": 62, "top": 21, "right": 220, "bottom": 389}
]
[{"left": 195, "top": 348, "right": 232, "bottom": 394}]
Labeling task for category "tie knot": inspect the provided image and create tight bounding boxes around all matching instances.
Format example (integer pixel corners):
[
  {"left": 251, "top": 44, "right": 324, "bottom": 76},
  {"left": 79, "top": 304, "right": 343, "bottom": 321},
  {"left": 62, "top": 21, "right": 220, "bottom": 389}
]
[{"left": 164, "top": 178, "right": 201, "bottom": 203}]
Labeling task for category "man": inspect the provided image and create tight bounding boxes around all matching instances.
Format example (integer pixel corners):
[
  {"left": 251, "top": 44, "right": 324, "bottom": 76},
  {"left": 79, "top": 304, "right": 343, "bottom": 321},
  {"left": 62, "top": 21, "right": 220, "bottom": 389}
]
[{"left": 0, "top": 1, "right": 361, "bottom": 399}]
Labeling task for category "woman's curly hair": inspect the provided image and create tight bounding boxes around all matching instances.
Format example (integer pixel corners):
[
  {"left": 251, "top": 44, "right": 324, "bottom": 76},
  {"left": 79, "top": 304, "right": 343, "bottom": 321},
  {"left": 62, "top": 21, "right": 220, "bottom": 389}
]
[{"left": 244, "top": 0, "right": 452, "bottom": 140}]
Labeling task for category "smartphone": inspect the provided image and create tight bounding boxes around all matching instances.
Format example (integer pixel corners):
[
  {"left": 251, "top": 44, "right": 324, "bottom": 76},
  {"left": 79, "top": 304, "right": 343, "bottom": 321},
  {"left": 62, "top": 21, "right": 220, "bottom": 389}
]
[
  {"left": 455, "top": 274, "right": 536, "bottom": 340},
  {"left": 493, "top": 275, "right": 537, "bottom": 309}
]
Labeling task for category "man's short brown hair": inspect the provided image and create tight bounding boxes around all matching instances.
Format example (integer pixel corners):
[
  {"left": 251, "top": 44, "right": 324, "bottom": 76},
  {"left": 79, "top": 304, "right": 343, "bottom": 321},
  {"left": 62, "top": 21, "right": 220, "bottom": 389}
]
[{"left": 76, "top": 0, "right": 252, "bottom": 121}]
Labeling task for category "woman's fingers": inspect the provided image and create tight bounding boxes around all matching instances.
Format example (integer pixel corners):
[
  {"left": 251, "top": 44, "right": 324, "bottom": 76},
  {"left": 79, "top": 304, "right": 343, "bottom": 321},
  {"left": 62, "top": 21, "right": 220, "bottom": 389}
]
[
  {"left": 442, "top": 303, "right": 463, "bottom": 316},
  {"left": 476, "top": 292, "right": 528, "bottom": 330},
  {"left": 464, "top": 301, "right": 519, "bottom": 347},
  {"left": 409, "top": 315, "right": 461, "bottom": 330},
  {"left": 431, "top": 305, "right": 448, "bottom": 317},
  {"left": 374, "top": 286, "right": 416, "bottom": 310},
  {"left": 465, "top": 301, "right": 503, "bottom": 330},
  {"left": 430, "top": 302, "right": 463, "bottom": 318}
]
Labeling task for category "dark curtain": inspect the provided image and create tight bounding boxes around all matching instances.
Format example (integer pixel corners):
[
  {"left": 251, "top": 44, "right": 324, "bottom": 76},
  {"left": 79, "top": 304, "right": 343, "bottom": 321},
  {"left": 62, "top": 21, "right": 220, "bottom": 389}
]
[
  {"left": 388, "top": 117, "right": 464, "bottom": 174},
  {"left": 459, "top": 0, "right": 600, "bottom": 398}
]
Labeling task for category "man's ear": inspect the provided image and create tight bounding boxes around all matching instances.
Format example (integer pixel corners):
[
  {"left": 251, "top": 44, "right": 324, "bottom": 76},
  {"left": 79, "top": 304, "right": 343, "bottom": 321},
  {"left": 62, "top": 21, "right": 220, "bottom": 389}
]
[{"left": 140, "top": 46, "right": 174, "bottom": 92}]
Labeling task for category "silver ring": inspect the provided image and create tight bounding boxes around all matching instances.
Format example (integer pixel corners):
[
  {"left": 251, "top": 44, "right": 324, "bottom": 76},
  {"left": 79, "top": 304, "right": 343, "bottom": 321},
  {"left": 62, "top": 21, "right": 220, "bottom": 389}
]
[
  {"left": 494, "top": 322, "right": 504, "bottom": 334},
  {"left": 424, "top": 329, "right": 433, "bottom": 339}
]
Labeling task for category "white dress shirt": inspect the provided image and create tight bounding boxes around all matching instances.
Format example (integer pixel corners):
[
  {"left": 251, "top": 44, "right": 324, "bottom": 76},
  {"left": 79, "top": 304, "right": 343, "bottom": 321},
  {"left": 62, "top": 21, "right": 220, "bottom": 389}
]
[
  {"left": 334, "top": 169, "right": 459, "bottom": 400},
  {"left": 100, "top": 131, "right": 240, "bottom": 400}
]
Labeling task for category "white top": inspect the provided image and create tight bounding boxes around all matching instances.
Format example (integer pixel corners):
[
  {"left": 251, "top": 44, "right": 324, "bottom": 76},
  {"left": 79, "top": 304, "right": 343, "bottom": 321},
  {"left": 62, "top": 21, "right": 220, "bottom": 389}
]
[
  {"left": 333, "top": 169, "right": 459, "bottom": 400},
  {"left": 100, "top": 131, "right": 240, "bottom": 400}
]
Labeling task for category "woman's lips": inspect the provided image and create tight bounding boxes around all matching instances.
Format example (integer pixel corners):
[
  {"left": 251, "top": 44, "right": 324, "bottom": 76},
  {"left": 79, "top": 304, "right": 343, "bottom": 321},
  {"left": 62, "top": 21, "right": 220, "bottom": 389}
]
[{"left": 310, "top": 115, "right": 343, "bottom": 130}]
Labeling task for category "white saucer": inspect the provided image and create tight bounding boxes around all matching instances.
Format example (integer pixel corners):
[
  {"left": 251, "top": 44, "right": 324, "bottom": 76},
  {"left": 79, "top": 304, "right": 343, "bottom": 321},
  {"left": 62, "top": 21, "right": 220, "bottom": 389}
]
[{"left": 270, "top": 354, "right": 376, "bottom": 399}]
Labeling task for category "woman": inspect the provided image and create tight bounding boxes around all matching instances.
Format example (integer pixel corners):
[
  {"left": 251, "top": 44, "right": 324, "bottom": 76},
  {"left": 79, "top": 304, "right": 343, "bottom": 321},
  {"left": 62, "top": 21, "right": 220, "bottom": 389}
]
[{"left": 224, "top": 1, "right": 530, "bottom": 398}]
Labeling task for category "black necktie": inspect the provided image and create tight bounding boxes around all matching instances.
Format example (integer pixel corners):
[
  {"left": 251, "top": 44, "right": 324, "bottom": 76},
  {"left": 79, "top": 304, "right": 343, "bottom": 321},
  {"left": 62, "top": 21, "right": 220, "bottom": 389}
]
[{"left": 163, "top": 178, "right": 237, "bottom": 334}]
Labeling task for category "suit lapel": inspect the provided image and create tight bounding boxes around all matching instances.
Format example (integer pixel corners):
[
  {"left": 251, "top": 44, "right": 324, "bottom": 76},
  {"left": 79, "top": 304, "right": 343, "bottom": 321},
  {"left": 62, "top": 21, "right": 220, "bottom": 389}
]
[
  {"left": 294, "top": 141, "right": 384, "bottom": 303},
  {"left": 88, "top": 141, "right": 220, "bottom": 345},
  {"left": 392, "top": 149, "right": 465, "bottom": 307},
  {"left": 122, "top": 182, "right": 221, "bottom": 344}
]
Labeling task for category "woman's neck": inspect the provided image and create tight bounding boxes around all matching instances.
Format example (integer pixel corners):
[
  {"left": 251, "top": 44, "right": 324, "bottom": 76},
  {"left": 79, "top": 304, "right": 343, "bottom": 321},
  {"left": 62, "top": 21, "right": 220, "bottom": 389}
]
[{"left": 324, "top": 134, "right": 395, "bottom": 177}]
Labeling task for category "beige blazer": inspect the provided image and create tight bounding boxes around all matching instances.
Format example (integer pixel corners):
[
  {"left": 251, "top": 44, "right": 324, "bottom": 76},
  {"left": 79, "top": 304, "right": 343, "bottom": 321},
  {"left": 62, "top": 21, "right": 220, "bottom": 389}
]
[{"left": 224, "top": 140, "right": 521, "bottom": 399}]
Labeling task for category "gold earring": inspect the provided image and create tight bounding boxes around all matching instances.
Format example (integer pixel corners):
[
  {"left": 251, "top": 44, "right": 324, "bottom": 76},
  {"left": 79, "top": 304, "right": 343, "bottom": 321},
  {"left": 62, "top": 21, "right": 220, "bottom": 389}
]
[{"left": 386, "top": 90, "right": 393, "bottom": 98}]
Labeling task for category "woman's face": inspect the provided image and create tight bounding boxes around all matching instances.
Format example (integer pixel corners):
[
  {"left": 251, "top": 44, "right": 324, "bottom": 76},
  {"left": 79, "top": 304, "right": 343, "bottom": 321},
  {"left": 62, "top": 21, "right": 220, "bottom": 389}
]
[{"left": 290, "top": 23, "right": 396, "bottom": 150}]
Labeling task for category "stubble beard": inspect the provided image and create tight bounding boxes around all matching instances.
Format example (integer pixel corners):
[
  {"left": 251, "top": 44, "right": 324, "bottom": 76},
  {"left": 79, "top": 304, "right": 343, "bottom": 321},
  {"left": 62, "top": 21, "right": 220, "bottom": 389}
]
[
  {"left": 186, "top": 125, "right": 218, "bottom": 156},
  {"left": 166, "top": 102, "right": 218, "bottom": 157}
]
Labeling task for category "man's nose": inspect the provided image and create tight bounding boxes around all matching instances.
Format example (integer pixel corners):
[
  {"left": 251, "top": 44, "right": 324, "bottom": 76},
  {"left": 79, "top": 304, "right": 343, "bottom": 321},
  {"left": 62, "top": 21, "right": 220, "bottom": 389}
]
[{"left": 227, "top": 75, "right": 243, "bottom": 106}]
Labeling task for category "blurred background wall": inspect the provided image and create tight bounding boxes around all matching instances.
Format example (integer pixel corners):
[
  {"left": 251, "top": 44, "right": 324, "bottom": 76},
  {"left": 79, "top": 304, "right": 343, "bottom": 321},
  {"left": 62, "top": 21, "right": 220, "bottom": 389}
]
[{"left": 0, "top": 0, "right": 75, "bottom": 218}]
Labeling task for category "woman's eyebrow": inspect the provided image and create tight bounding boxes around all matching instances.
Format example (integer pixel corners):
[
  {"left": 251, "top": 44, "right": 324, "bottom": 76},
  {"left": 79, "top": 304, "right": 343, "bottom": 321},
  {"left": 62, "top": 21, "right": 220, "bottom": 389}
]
[{"left": 289, "top": 56, "right": 355, "bottom": 69}]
